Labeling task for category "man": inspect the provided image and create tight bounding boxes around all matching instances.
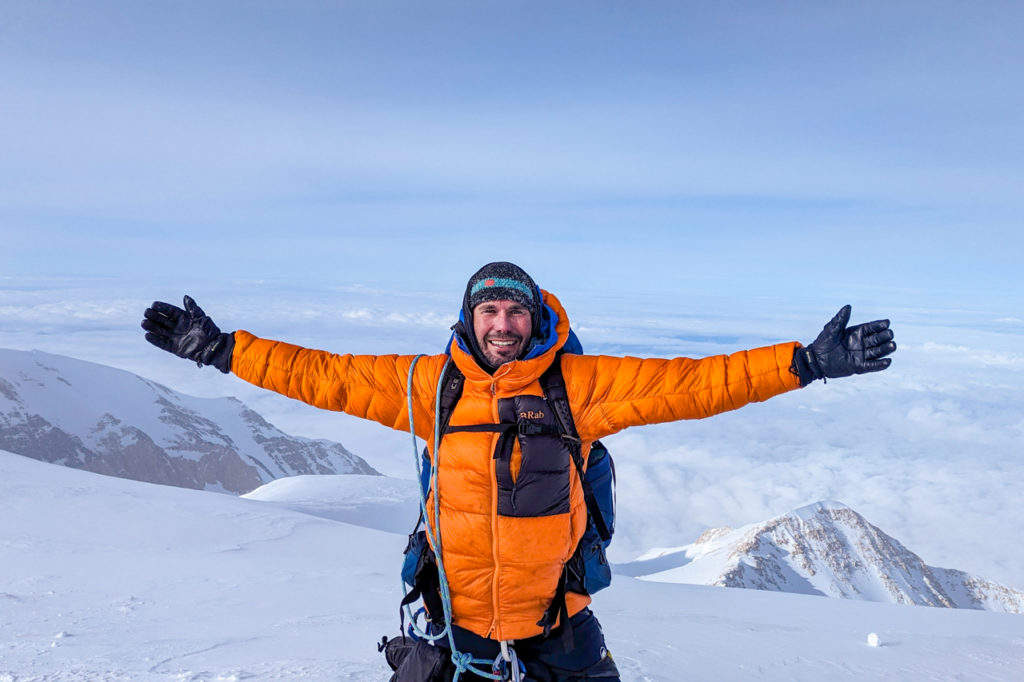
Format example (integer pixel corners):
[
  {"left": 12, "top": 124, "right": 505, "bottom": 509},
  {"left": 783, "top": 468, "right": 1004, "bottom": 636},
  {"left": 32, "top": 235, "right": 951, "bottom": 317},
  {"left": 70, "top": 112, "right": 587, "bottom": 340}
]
[{"left": 142, "top": 262, "right": 895, "bottom": 681}]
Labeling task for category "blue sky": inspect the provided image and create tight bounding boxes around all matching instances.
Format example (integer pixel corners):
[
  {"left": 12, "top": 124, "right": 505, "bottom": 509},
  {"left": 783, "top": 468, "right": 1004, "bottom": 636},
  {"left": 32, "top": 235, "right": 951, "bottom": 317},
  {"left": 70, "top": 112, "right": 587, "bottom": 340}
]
[{"left": 2, "top": 1, "right": 1022, "bottom": 308}]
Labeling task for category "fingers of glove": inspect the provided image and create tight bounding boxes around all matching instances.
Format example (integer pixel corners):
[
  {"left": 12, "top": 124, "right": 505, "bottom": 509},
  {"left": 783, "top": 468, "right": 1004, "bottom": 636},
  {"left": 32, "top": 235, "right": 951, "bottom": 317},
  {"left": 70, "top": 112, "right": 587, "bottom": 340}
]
[
  {"left": 856, "top": 319, "right": 891, "bottom": 335},
  {"left": 860, "top": 357, "right": 892, "bottom": 373},
  {"left": 142, "top": 307, "right": 178, "bottom": 334},
  {"left": 864, "top": 328, "right": 895, "bottom": 348},
  {"left": 144, "top": 331, "right": 174, "bottom": 352},
  {"left": 824, "top": 305, "right": 852, "bottom": 335},
  {"left": 865, "top": 341, "right": 897, "bottom": 360},
  {"left": 140, "top": 318, "right": 172, "bottom": 336},
  {"left": 183, "top": 295, "right": 205, "bottom": 319},
  {"left": 147, "top": 301, "right": 186, "bottom": 320}
]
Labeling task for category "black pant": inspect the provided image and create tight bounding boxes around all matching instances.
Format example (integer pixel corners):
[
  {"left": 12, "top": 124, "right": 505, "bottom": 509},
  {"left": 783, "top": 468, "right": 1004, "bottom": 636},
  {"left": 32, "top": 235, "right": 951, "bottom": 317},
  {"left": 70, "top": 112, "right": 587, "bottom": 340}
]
[{"left": 437, "top": 608, "right": 620, "bottom": 681}]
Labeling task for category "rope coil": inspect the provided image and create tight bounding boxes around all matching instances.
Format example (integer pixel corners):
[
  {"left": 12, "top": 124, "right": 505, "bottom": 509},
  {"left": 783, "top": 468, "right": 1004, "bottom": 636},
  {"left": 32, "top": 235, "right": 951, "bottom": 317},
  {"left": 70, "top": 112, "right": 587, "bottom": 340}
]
[{"left": 406, "top": 355, "right": 508, "bottom": 681}]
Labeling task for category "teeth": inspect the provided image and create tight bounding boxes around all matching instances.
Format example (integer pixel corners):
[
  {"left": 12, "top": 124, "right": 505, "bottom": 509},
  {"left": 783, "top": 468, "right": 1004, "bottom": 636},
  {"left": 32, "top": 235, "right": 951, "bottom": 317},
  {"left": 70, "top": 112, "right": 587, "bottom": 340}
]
[{"left": 491, "top": 341, "right": 515, "bottom": 347}]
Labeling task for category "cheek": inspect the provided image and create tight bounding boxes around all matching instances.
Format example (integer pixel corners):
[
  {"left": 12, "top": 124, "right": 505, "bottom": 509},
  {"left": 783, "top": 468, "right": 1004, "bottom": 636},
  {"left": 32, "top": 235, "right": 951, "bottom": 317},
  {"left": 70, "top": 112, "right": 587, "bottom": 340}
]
[{"left": 473, "top": 318, "right": 488, "bottom": 341}]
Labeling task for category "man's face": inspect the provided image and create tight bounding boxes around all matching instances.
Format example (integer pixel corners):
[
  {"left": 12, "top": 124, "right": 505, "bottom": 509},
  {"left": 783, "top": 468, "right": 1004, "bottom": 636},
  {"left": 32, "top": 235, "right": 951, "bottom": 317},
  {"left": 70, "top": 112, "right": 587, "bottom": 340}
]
[{"left": 472, "top": 299, "right": 532, "bottom": 367}]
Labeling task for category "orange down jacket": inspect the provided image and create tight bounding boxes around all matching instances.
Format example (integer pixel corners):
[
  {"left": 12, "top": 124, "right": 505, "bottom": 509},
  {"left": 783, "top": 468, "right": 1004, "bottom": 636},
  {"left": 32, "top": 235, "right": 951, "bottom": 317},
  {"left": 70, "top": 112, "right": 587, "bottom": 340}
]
[{"left": 230, "top": 289, "right": 802, "bottom": 641}]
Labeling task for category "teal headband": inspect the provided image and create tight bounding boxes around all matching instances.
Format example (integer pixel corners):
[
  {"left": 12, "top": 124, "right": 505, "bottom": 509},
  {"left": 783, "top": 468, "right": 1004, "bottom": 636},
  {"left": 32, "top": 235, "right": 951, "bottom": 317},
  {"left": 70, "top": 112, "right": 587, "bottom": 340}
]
[{"left": 470, "top": 277, "right": 535, "bottom": 302}]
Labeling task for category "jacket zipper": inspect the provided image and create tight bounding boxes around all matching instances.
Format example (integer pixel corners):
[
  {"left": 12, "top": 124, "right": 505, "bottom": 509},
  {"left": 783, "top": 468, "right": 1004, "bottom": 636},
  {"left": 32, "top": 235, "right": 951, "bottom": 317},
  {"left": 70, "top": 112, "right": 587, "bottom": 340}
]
[
  {"left": 488, "top": 365, "right": 511, "bottom": 638},
  {"left": 488, "top": 377, "right": 500, "bottom": 638}
]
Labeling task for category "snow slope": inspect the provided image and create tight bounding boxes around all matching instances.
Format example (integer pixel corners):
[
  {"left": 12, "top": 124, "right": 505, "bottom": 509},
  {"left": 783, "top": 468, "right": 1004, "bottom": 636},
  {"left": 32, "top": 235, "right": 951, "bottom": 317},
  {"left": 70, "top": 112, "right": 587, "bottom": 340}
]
[
  {"left": 0, "top": 349, "right": 378, "bottom": 494},
  {"left": 3, "top": 450, "right": 1022, "bottom": 681}
]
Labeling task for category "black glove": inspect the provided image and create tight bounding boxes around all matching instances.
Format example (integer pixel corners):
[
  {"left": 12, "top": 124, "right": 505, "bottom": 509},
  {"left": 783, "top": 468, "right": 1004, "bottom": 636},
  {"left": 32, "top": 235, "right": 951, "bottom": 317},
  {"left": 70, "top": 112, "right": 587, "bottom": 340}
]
[
  {"left": 791, "top": 305, "right": 896, "bottom": 386},
  {"left": 141, "top": 295, "right": 235, "bottom": 373}
]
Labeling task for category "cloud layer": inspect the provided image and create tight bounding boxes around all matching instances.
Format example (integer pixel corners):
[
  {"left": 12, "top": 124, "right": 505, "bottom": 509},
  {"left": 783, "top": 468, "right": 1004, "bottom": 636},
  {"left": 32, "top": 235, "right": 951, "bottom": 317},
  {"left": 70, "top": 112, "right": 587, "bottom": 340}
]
[{"left": 3, "top": 275, "right": 1022, "bottom": 589}]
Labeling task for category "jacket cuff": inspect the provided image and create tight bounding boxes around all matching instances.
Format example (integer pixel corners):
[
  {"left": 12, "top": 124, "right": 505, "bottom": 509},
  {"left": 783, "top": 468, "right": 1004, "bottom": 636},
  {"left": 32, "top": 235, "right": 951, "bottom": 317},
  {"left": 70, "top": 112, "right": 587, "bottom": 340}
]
[
  {"left": 789, "top": 346, "right": 819, "bottom": 387},
  {"left": 201, "top": 332, "right": 235, "bottom": 374}
]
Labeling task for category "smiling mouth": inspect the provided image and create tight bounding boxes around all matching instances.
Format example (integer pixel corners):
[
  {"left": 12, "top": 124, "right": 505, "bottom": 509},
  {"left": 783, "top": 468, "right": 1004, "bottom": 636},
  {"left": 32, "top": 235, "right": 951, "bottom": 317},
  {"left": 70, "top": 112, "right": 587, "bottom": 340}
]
[{"left": 485, "top": 336, "right": 522, "bottom": 352}]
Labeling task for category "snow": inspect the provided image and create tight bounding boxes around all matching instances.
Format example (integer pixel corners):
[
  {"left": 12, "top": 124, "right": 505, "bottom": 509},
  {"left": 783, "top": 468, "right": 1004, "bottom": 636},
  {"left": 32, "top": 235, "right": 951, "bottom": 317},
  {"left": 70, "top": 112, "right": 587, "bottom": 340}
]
[
  {"left": 1, "top": 449, "right": 400, "bottom": 681},
  {"left": 242, "top": 474, "right": 421, "bottom": 534},
  {"left": 3, "top": 450, "right": 1022, "bottom": 681}
]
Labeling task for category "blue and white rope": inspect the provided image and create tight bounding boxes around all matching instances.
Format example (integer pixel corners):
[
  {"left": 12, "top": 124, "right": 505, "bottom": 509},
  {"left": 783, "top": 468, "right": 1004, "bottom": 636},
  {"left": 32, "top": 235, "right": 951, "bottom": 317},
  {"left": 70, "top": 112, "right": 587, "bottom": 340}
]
[{"left": 406, "top": 355, "right": 507, "bottom": 681}]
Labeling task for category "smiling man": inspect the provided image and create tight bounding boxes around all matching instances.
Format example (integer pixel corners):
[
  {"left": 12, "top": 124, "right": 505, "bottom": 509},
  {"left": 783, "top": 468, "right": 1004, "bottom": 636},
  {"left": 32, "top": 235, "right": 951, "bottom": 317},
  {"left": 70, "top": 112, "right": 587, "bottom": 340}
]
[{"left": 142, "top": 261, "right": 895, "bottom": 682}]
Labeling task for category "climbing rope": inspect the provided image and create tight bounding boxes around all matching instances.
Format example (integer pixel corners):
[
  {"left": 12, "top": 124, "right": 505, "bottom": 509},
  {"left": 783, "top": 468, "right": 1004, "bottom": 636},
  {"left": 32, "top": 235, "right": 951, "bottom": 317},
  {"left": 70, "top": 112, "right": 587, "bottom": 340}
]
[{"left": 405, "top": 355, "right": 517, "bottom": 681}]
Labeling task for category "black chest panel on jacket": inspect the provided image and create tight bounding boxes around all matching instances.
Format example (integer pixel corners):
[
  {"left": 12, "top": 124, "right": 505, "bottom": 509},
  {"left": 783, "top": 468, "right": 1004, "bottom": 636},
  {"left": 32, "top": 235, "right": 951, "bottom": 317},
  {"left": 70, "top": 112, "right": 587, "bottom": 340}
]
[{"left": 493, "top": 394, "right": 572, "bottom": 517}]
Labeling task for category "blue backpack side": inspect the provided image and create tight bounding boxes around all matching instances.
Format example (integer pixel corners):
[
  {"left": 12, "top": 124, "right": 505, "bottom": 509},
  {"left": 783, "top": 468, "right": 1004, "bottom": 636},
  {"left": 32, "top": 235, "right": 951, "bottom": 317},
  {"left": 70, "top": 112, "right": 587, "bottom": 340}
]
[{"left": 571, "top": 439, "right": 616, "bottom": 594}]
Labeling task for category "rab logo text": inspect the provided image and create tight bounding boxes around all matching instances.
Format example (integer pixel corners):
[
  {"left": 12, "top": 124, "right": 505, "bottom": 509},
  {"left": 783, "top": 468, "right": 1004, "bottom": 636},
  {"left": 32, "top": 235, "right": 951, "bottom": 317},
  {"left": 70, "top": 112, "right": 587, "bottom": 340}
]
[{"left": 519, "top": 410, "right": 545, "bottom": 420}]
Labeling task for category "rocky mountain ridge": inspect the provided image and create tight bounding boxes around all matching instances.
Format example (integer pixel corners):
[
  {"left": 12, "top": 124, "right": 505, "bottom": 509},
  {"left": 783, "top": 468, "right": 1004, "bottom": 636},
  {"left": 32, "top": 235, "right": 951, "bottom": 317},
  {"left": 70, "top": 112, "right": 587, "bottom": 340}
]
[
  {"left": 616, "top": 500, "right": 1024, "bottom": 614},
  {"left": 0, "top": 348, "right": 378, "bottom": 493}
]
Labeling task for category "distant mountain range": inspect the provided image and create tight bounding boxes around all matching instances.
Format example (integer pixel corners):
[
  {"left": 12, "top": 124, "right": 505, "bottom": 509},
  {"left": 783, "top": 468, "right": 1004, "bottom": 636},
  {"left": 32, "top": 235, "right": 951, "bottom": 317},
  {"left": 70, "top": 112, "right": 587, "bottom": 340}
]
[
  {"left": 0, "top": 348, "right": 378, "bottom": 494},
  {"left": 616, "top": 500, "right": 1024, "bottom": 614}
]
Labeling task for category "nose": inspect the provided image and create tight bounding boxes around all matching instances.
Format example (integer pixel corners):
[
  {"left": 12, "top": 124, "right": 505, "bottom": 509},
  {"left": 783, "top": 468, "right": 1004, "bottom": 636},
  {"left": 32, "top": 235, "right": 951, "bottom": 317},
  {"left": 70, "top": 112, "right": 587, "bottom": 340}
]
[{"left": 491, "top": 310, "right": 512, "bottom": 332}]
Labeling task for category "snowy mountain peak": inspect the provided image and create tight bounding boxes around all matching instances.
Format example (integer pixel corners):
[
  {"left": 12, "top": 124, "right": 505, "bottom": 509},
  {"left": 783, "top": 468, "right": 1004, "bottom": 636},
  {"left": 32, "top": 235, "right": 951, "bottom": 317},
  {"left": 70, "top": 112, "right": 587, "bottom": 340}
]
[
  {"left": 0, "top": 348, "right": 379, "bottom": 493},
  {"left": 618, "top": 500, "right": 1024, "bottom": 614}
]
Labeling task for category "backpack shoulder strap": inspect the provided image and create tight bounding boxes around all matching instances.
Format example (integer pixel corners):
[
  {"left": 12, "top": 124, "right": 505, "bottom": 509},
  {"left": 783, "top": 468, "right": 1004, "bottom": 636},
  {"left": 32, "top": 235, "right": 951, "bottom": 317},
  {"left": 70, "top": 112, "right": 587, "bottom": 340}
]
[
  {"left": 539, "top": 356, "right": 612, "bottom": 543},
  {"left": 436, "top": 359, "right": 465, "bottom": 442},
  {"left": 538, "top": 354, "right": 579, "bottom": 443},
  {"left": 410, "top": 359, "right": 466, "bottom": 532}
]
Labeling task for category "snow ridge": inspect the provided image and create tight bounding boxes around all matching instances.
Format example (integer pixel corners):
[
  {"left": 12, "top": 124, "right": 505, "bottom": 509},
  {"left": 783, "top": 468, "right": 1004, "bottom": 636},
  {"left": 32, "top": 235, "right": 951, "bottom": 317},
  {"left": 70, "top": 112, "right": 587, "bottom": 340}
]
[
  {"left": 618, "top": 501, "right": 1024, "bottom": 613},
  {"left": 0, "top": 348, "right": 378, "bottom": 493}
]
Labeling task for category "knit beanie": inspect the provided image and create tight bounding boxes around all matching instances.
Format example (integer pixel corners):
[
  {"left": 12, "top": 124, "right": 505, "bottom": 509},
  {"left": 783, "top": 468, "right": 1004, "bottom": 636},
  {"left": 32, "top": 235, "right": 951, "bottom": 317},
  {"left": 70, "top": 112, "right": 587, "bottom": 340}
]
[{"left": 465, "top": 262, "right": 540, "bottom": 319}]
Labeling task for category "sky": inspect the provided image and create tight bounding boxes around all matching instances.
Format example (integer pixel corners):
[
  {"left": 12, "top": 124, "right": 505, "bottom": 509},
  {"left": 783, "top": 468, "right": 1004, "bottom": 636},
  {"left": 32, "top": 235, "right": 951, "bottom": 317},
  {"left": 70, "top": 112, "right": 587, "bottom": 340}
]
[{"left": 2, "top": 1, "right": 1023, "bottom": 307}]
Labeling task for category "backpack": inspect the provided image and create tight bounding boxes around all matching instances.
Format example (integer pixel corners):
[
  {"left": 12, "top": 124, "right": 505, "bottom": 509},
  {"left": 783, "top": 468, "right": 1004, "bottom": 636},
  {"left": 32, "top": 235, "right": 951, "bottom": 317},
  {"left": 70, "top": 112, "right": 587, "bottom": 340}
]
[{"left": 400, "top": 354, "right": 617, "bottom": 627}]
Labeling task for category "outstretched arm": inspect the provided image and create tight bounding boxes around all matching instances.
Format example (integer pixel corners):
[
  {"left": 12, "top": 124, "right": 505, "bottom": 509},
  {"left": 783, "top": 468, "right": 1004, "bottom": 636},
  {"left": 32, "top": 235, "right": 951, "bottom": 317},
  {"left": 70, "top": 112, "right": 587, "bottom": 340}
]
[
  {"left": 564, "top": 342, "right": 803, "bottom": 440},
  {"left": 232, "top": 331, "right": 396, "bottom": 414},
  {"left": 141, "top": 296, "right": 442, "bottom": 438},
  {"left": 565, "top": 306, "right": 896, "bottom": 440}
]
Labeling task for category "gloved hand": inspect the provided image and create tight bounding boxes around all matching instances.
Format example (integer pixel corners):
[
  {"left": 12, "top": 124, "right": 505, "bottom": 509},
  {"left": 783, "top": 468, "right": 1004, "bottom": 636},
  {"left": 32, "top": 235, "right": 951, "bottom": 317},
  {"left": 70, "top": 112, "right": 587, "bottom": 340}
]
[
  {"left": 141, "top": 295, "right": 234, "bottom": 373},
  {"left": 791, "top": 305, "right": 896, "bottom": 386}
]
